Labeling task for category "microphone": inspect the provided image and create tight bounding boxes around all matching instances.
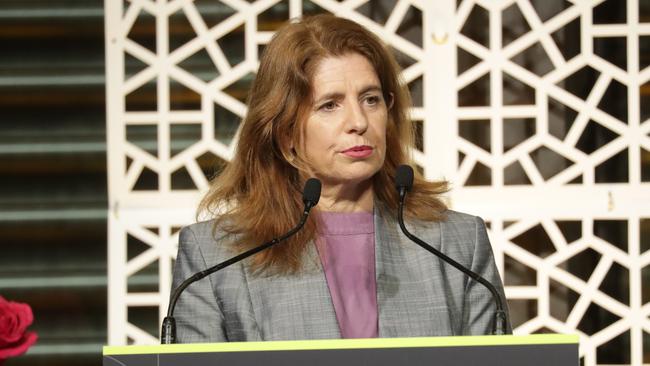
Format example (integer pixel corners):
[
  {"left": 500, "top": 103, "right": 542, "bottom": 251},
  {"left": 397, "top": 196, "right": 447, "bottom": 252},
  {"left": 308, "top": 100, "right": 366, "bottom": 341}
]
[
  {"left": 161, "top": 178, "right": 322, "bottom": 344},
  {"left": 394, "top": 165, "right": 507, "bottom": 335}
]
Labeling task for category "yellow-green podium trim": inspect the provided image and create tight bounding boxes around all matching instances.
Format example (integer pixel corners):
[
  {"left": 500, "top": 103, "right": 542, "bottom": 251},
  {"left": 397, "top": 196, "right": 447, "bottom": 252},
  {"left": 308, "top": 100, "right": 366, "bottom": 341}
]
[{"left": 103, "top": 334, "right": 578, "bottom": 356}]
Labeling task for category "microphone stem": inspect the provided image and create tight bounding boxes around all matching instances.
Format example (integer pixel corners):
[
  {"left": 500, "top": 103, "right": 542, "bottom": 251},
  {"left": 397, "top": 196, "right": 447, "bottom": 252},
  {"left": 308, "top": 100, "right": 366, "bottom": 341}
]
[
  {"left": 398, "top": 191, "right": 507, "bottom": 335},
  {"left": 162, "top": 206, "right": 312, "bottom": 344},
  {"left": 167, "top": 208, "right": 310, "bottom": 317}
]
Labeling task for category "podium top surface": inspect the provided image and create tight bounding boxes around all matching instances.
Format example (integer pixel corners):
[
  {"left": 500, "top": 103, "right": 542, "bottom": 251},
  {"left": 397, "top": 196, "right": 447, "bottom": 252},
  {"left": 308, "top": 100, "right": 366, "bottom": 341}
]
[{"left": 103, "top": 334, "right": 579, "bottom": 356}]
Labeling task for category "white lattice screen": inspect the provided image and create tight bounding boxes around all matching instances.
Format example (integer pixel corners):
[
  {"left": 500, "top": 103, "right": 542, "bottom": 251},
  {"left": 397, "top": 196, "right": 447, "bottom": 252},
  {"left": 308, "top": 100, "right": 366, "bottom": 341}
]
[{"left": 105, "top": 1, "right": 650, "bottom": 364}]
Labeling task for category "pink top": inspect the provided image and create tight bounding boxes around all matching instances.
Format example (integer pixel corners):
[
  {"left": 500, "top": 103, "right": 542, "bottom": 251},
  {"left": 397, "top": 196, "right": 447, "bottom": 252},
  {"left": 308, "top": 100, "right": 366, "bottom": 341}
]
[{"left": 316, "top": 211, "right": 378, "bottom": 338}]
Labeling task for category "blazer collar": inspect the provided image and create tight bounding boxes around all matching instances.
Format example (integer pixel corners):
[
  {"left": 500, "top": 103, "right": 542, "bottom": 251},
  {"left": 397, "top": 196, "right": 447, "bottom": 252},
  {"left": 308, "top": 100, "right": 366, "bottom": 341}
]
[
  {"left": 374, "top": 200, "right": 443, "bottom": 337},
  {"left": 243, "top": 200, "right": 442, "bottom": 340}
]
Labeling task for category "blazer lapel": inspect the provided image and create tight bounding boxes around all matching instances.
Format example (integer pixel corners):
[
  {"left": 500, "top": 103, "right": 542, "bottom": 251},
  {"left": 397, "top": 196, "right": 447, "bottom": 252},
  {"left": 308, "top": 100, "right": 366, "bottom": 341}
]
[
  {"left": 244, "top": 241, "right": 341, "bottom": 340},
  {"left": 374, "top": 202, "right": 448, "bottom": 338}
]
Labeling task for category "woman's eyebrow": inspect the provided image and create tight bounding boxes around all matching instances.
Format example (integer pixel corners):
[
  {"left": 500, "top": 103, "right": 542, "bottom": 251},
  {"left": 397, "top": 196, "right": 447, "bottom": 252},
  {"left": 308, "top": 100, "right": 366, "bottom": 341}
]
[
  {"left": 314, "top": 92, "right": 345, "bottom": 104},
  {"left": 314, "top": 84, "right": 383, "bottom": 104},
  {"left": 359, "top": 85, "right": 382, "bottom": 95}
]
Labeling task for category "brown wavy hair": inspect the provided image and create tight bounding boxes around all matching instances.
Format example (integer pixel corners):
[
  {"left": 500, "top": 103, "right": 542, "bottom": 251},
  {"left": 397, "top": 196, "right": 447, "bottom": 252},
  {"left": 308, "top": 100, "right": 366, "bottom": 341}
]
[{"left": 199, "top": 14, "right": 448, "bottom": 274}]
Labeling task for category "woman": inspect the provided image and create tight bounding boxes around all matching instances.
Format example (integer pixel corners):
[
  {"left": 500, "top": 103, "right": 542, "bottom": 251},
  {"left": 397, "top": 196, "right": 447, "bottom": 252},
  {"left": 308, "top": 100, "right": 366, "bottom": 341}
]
[{"left": 171, "top": 14, "right": 509, "bottom": 342}]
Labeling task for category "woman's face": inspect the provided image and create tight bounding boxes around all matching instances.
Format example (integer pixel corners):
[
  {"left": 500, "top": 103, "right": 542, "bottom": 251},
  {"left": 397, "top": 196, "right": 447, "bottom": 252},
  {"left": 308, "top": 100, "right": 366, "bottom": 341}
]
[{"left": 301, "top": 53, "right": 388, "bottom": 187}]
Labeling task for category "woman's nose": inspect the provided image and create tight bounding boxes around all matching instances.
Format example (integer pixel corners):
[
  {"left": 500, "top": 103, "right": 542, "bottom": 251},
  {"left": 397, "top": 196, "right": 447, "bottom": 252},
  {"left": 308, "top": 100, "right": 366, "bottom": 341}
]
[{"left": 344, "top": 102, "right": 368, "bottom": 134}]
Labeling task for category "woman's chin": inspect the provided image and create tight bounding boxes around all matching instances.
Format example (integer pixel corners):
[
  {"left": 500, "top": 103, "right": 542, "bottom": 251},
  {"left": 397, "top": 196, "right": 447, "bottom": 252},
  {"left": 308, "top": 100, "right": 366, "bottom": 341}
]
[{"left": 320, "top": 170, "right": 379, "bottom": 187}]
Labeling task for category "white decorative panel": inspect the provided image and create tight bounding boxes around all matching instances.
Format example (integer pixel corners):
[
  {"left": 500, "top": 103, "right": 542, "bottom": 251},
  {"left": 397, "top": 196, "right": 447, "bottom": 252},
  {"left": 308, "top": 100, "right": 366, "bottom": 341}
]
[
  {"left": 105, "top": 0, "right": 650, "bottom": 364},
  {"left": 451, "top": 0, "right": 650, "bottom": 364}
]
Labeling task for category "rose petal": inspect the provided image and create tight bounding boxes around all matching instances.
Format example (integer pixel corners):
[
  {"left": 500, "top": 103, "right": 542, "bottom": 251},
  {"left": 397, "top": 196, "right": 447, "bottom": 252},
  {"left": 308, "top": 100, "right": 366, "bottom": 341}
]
[
  {"left": 10, "top": 302, "right": 33, "bottom": 336},
  {"left": 0, "top": 297, "right": 10, "bottom": 317},
  {"left": 0, "top": 298, "right": 35, "bottom": 351},
  {"left": 0, "top": 300, "right": 34, "bottom": 347},
  {"left": 0, "top": 315, "right": 18, "bottom": 347},
  {"left": 0, "top": 332, "right": 38, "bottom": 359}
]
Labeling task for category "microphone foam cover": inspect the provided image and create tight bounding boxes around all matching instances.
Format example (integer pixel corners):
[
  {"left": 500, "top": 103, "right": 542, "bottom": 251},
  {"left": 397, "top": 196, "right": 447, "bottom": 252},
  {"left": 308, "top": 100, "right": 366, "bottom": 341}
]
[
  {"left": 395, "top": 165, "right": 414, "bottom": 191},
  {"left": 303, "top": 178, "right": 321, "bottom": 206}
]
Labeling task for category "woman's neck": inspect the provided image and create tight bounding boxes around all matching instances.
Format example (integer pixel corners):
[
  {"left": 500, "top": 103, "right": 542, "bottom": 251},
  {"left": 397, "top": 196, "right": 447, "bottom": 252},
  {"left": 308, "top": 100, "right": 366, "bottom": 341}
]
[{"left": 317, "top": 179, "right": 374, "bottom": 213}]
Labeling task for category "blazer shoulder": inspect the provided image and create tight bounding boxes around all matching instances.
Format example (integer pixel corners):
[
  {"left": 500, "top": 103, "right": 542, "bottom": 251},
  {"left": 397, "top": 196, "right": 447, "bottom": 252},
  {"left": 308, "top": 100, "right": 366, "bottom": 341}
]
[
  {"left": 179, "top": 219, "right": 238, "bottom": 262},
  {"left": 180, "top": 219, "right": 216, "bottom": 241},
  {"left": 437, "top": 210, "right": 487, "bottom": 261},
  {"left": 441, "top": 209, "right": 483, "bottom": 226},
  {"left": 439, "top": 209, "right": 488, "bottom": 237}
]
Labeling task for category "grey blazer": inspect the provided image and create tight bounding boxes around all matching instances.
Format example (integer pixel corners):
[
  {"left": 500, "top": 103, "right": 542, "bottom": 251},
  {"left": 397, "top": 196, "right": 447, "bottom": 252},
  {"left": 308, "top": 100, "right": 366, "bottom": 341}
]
[{"left": 171, "top": 203, "right": 510, "bottom": 343}]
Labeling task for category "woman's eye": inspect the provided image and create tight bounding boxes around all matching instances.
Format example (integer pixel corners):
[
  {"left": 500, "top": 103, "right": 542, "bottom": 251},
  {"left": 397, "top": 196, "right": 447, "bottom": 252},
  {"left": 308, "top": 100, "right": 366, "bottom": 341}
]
[
  {"left": 320, "top": 101, "right": 337, "bottom": 111},
  {"left": 365, "top": 95, "right": 380, "bottom": 105}
]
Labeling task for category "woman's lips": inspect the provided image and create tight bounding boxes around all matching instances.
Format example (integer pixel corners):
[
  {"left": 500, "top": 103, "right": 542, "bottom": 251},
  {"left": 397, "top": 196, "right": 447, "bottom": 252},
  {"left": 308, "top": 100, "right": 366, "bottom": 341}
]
[{"left": 341, "top": 145, "right": 373, "bottom": 158}]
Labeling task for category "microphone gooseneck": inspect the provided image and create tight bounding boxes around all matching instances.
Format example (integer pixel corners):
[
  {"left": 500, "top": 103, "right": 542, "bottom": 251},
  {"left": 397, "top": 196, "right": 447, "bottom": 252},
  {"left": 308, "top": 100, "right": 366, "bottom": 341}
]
[
  {"left": 394, "top": 165, "right": 507, "bottom": 335},
  {"left": 161, "top": 178, "right": 322, "bottom": 344}
]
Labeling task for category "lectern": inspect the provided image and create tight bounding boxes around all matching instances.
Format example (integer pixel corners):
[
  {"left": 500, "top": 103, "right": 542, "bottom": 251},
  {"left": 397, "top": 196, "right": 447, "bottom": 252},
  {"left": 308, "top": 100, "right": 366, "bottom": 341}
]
[{"left": 103, "top": 334, "right": 578, "bottom": 366}]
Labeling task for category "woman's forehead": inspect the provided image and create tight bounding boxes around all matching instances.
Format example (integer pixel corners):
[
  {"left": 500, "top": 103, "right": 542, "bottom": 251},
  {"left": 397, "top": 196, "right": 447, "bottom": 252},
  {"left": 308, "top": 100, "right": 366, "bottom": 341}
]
[{"left": 309, "top": 54, "right": 381, "bottom": 99}]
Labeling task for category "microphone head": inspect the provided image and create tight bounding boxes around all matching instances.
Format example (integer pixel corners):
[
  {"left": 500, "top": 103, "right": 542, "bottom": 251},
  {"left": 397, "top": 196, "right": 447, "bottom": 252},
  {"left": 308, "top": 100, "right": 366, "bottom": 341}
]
[
  {"left": 302, "top": 178, "right": 321, "bottom": 207},
  {"left": 395, "top": 165, "right": 414, "bottom": 192}
]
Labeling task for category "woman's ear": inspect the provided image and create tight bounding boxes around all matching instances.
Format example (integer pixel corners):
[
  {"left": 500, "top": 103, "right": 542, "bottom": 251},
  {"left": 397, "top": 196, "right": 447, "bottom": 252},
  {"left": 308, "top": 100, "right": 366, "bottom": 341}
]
[
  {"left": 386, "top": 92, "right": 395, "bottom": 110},
  {"left": 280, "top": 142, "right": 294, "bottom": 163},
  {"left": 288, "top": 147, "right": 297, "bottom": 163}
]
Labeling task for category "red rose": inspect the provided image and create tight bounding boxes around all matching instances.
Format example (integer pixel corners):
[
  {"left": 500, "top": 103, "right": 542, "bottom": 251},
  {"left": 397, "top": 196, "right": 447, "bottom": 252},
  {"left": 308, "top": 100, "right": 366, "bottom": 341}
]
[{"left": 0, "top": 296, "right": 38, "bottom": 361}]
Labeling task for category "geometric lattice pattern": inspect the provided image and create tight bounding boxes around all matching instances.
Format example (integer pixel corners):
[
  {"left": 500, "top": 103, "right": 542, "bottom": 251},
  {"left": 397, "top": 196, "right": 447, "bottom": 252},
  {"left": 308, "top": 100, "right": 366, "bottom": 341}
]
[
  {"left": 487, "top": 216, "right": 650, "bottom": 365},
  {"left": 105, "top": 1, "right": 650, "bottom": 364},
  {"left": 452, "top": 1, "right": 650, "bottom": 364},
  {"left": 455, "top": 0, "right": 649, "bottom": 188}
]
